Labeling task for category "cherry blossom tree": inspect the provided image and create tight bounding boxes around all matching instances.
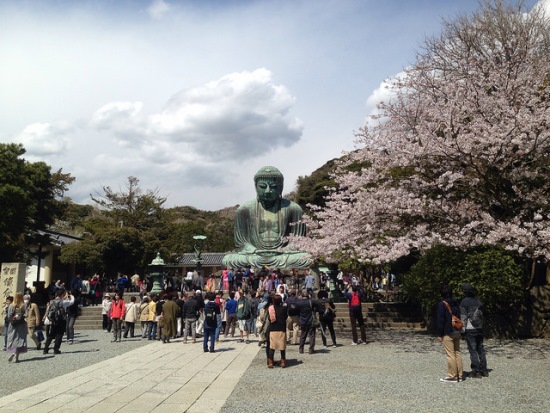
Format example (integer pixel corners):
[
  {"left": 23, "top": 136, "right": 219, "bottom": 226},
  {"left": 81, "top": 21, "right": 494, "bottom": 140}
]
[{"left": 296, "top": 1, "right": 549, "bottom": 264}]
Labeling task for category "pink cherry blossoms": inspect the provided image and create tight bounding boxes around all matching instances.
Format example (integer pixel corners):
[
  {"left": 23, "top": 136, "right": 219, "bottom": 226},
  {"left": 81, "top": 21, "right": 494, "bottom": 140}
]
[{"left": 293, "top": 1, "right": 549, "bottom": 264}]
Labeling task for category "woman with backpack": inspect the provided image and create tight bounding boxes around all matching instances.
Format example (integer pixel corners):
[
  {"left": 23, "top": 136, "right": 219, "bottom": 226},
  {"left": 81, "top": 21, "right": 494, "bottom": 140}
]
[
  {"left": 6, "top": 292, "right": 28, "bottom": 363},
  {"left": 460, "top": 283, "right": 488, "bottom": 378},
  {"left": 436, "top": 285, "right": 463, "bottom": 383}
]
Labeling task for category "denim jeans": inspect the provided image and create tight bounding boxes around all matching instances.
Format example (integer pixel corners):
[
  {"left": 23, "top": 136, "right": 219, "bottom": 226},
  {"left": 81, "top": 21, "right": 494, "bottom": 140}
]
[
  {"left": 3, "top": 321, "right": 8, "bottom": 349},
  {"left": 141, "top": 321, "right": 149, "bottom": 338},
  {"left": 215, "top": 315, "right": 222, "bottom": 341},
  {"left": 66, "top": 316, "right": 76, "bottom": 341},
  {"left": 203, "top": 325, "right": 216, "bottom": 352},
  {"left": 465, "top": 332, "right": 487, "bottom": 372},
  {"left": 147, "top": 321, "right": 157, "bottom": 340},
  {"left": 247, "top": 317, "right": 257, "bottom": 336}
]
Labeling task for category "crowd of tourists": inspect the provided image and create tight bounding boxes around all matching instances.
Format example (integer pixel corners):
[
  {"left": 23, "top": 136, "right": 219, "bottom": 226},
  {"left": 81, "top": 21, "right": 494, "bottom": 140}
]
[
  {"left": 100, "top": 283, "right": 341, "bottom": 361},
  {"left": 3, "top": 269, "right": 488, "bottom": 384}
]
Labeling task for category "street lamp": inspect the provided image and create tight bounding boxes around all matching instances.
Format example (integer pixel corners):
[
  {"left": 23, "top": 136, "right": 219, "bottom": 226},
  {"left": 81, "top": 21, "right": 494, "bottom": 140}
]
[{"left": 192, "top": 235, "right": 207, "bottom": 273}]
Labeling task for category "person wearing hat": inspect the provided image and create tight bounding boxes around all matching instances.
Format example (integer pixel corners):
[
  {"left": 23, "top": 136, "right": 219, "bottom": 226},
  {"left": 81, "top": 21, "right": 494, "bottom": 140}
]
[
  {"left": 460, "top": 283, "right": 488, "bottom": 378},
  {"left": 101, "top": 294, "right": 112, "bottom": 332}
]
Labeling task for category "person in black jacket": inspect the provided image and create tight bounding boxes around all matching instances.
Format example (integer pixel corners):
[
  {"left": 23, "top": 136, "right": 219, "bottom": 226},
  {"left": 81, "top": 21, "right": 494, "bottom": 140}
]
[
  {"left": 182, "top": 292, "right": 200, "bottom": 344},
  {"left": 294, "top": 291, "right": 323, "bottom": 354},
  {"left": 318, "top": 291, "right": 337, "bottom": 348},
  {"left": 436, "top": 285, "right": 463, "bottom": 383},
  {"left": 203, "top": 292, "right": 220, "bottom": 353},
  {"left": 460, "top": 283, "right": 488, "bottom": 378}
]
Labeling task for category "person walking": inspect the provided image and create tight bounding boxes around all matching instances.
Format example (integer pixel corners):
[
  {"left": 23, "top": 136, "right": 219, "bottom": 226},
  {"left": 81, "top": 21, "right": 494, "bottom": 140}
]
[
  {"left": 24, "top": 294, "right": 42, "bottom": 350},
  {"left": 2, "top": 296, "right": 14, "bottom": 351},
  {"left": 460, "top": 283, "right": 488, "bottom": 378},
  {"left": 437, "top": 285, "right": 463, "bottom": 383},
  {"left": 6, "top": 292, "right": 28, "bottom": 363},
  {"left": 43, "top": 290, "right": 74, "bottom": 355}
]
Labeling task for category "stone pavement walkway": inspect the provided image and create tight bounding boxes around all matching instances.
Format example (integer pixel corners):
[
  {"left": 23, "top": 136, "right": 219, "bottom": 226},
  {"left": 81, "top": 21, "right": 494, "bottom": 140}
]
[
  {"left": 1, "top": 330, "right": 548, "bottom": 413},
  {"left": 0, "top": 338, "right": 260, "bottom": 413}
]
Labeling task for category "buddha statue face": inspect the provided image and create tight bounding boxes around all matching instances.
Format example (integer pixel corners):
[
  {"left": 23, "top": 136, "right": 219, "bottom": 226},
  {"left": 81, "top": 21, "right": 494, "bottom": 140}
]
[
  {"left": 256, "top": 177, "right": 283, "bottom": 205},
  {"left": 254, "top": 166, "right": 284, "bottom": 207}
]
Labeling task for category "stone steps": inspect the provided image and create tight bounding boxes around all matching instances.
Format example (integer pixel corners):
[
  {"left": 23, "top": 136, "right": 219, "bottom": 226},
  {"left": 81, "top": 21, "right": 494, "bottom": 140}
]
[
  {"left": 72, "top": 300, "right": 426, "bottom": 332},
  {"left": 332, "top": 302, "right": 425, "bottom": 330},
  {"left": 74, "top": 306, "right": 103, "bottom": 330}
]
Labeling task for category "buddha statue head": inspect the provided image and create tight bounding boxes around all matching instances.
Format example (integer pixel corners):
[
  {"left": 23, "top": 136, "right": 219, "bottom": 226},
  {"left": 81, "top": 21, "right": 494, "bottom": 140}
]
[{"left": 254, "top": 166, "right": 284, "bottom": 207}]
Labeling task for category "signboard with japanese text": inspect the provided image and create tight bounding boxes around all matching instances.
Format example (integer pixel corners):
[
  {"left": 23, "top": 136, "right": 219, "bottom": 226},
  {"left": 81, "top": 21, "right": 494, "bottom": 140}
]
[{"left": 1, "top": 262, "right": 26, "bottom": 299}]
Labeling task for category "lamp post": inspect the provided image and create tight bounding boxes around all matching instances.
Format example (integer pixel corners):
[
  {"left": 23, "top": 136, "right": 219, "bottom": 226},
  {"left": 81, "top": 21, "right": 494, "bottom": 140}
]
[
  {"left": 192, "top": 235, "right": 207, "bottom": 273},
  {"left": 148, "top": 252, "right": 165, "bottom": 294}
]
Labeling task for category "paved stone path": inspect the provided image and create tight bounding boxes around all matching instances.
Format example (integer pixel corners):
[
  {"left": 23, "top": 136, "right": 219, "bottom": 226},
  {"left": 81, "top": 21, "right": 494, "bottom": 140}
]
[
  {"left": 0, "top": 338, "right": 260, "bottom": 413},
  {"left": 1, "top": 330, "right": 548, "bottom": 413}
]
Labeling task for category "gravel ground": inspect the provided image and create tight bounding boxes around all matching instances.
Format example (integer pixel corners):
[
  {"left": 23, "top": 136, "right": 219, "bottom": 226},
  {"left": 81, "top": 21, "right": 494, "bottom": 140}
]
[
  {"left": 221, "top": 330, "right": 550, "bottom": 413},
  {"left": 1, "top": 329, "right": 549, "bottom": 413}
]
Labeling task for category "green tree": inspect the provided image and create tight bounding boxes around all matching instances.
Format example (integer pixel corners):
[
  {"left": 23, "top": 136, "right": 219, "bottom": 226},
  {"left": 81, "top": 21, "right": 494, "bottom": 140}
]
[
  {"left": 91, "top": 176, "right": 167, "bottom": 231},
  {"left": 0, "top": 143, "right": 73, "bottom": 262},
  {"left": 402, "top": 245, "right": 524, "bottom": 329}
]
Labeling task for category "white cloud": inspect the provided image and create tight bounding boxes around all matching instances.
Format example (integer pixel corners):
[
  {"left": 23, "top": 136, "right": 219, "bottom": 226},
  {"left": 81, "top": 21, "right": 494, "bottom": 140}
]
[
  {"left": 91, "top": 101, "right": 148, "bottom": 147},
  {"left": 535, "top": 0, "right": 550, "bottom": 17},
  {"left": 147, "top": 0, "right": 171, "bottom": 20},
  {"left": 14, "top": 122, "right": 72, "bottom": 156},
  {"left": 2, "top": 0, "right": 512, "bottom": 210},
  {"left": 363, "top": 71, "right": 407, "bottom": 128},
  {"left": 88, "top": 68, "right": 303, "bottom": 161}
]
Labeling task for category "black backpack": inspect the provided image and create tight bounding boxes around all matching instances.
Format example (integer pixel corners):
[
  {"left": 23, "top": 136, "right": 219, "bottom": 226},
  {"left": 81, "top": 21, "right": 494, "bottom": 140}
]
[
  {"left": 204, "top": 303, "right": 217, "bottom": 327},
  {"left": 48, "top": 300, "right": 66, "bottom": 324},
  {"left": 468, "top": 305, "right": 483, "bottom": 329}
]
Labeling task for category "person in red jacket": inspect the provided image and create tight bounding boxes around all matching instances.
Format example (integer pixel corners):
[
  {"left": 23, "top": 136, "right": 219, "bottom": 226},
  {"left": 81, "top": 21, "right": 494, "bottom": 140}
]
[{"left": 110, "top": 292, "right": 126, "bottom": 343}]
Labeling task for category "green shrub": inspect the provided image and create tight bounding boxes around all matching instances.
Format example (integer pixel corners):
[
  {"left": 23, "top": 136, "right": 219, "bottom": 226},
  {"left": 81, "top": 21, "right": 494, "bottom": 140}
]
[{"left": 402, "top": 245, "right": 523, "bottom": 318}]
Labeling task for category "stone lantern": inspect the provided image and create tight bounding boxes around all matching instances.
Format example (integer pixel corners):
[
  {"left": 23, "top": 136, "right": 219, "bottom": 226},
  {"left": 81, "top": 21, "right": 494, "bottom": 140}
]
[{"left": 148, "top": 252, "right": 165, "bottom": 294}]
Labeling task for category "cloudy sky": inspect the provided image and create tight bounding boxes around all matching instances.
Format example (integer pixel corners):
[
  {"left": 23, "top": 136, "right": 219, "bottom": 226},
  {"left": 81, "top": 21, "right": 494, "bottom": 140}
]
[{"left": 1, "top": 0, "right": 544, "bottom": 210}]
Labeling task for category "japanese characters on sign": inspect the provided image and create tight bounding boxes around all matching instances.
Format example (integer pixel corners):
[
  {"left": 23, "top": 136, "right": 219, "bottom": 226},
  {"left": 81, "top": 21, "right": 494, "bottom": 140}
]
[{"left": 0, "top": 263, "right": 26, "bottom": 299}]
